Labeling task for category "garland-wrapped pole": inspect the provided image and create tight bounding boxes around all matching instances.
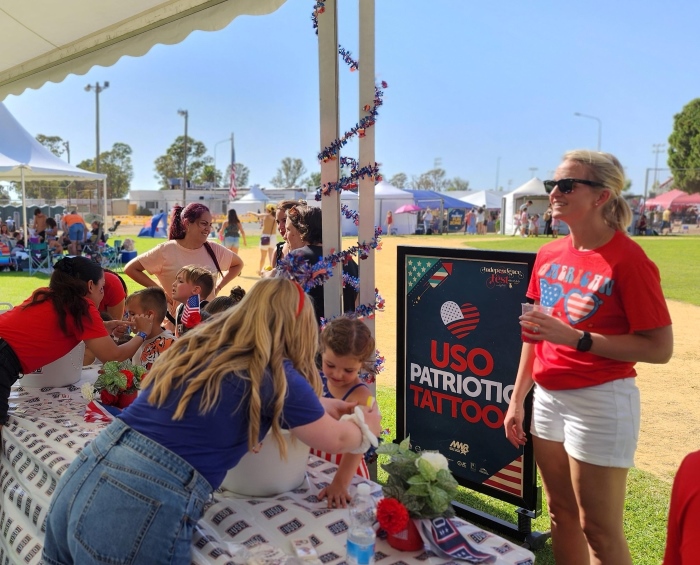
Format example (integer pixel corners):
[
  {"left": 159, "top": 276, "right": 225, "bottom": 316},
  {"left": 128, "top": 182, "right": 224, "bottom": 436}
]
[
  {"left": 358, "top": 0, "right": 377, "bottom": 480},
  {"left": 317, "top": 0, "right": 343, "bottom": 319}
]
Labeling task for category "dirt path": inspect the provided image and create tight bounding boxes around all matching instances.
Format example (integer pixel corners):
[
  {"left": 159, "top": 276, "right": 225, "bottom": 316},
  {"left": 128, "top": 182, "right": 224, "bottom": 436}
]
[{"left": 213, "top": 233, "right": 697, "bottom": 482}]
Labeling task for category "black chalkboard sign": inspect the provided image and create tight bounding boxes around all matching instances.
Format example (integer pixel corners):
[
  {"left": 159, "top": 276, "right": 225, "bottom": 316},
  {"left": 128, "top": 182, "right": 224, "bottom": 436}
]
[{"left": 396, "top": 246, "right": 538, "bottom": 511}]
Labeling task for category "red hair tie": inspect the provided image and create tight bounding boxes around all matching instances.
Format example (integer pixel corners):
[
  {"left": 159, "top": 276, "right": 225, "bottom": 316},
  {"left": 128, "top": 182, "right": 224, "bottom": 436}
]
[{"left": 294, "top": 281, "right": 305, "bottom": 317}]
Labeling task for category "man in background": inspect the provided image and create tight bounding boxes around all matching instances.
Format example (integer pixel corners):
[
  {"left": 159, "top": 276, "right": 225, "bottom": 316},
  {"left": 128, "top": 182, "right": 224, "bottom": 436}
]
[{"left": 61, "top": 208, "right": 86, "bottom": 255}]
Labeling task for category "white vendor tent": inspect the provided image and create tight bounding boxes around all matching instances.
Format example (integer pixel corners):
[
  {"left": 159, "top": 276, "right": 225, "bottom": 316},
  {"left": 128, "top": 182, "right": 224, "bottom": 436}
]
[
  {"left": 305, "top": 182, "right": 416, "bottom": 236},
  {"left": 375, "top": 181, "right": 416, "bottom": 235},
  {"left": 0, "top": 102, "right": 106, "bottom": 236},
  {"left": 228, "top": 184, "right": 271, "bottom": 216},
  {"left": 460, "top": 190, "right": 502, "bottom": 210},
  {"left": 501, "top": 178, "right": 550, "bottom": 235}
]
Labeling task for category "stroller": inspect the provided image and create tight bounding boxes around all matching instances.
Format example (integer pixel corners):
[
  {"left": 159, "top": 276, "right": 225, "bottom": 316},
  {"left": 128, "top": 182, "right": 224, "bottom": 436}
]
[{"left": 107, "top": 220, "right": 121, "bottom": 234}]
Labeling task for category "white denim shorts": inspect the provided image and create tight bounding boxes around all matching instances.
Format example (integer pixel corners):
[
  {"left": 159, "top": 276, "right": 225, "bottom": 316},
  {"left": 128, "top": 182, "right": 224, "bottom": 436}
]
[{"left": 531, "top": 378, "right": 640, "bottom": 468}]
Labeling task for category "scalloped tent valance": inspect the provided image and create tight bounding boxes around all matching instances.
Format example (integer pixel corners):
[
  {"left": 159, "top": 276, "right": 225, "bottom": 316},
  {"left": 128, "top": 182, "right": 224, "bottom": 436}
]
[{"left": 0, "top": 0, "right": 287, "bottom": 101}]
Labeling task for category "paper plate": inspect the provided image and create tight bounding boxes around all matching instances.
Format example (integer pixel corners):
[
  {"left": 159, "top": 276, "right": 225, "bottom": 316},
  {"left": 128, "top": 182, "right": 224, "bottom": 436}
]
[
  {"left": 221, "top": 430, "right": 310, "bottom": 497},
  {"left": 20, "top": 342, "right": 85, "bottom": 388}
]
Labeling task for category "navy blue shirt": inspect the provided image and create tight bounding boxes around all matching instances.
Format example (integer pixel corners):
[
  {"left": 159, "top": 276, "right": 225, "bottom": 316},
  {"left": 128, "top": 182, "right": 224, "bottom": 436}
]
[{"left": 120, "top": 360, "right": 324, "bottom": 488}]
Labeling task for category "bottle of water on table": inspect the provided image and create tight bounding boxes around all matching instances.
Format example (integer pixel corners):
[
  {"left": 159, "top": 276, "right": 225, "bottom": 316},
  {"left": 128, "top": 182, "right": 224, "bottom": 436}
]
[{"left": 347, "top": 483, "right": 376, "bottom": 565}]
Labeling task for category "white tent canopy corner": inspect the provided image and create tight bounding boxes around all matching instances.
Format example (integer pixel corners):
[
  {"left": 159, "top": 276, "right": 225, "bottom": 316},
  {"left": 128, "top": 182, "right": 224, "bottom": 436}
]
[
  {"left": 501, "top": 178, "right": 551, "bottom": 235},
  {"left": 0, "top": 0, "right": 288, "bottom": 101},
  {"left": 460, "top": 190, "right": 503, "bottom": 210},
  {"left": 0, "top": 102, "right": 106, "bottom": 236}
]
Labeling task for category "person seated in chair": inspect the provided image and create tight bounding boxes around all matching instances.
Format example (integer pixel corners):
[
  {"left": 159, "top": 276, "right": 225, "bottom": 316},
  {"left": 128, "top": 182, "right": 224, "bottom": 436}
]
[{"left": 636, "top": 213, "right": 648, "bottom": 236}]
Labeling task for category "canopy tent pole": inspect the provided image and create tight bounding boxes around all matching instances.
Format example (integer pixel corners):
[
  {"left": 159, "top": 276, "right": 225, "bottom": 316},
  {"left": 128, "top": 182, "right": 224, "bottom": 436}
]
[
  {"left": 358, "top": 0, "right": 376, "bottom": 335},
  {"left": 103, "top": 178, "right": 108, "bottom": 224},
  {"left": 21, "top": 167, "right": 27, "bottom": 239},
  {"left": 318, "top": 0, "right": 342, "bottom": 319}
]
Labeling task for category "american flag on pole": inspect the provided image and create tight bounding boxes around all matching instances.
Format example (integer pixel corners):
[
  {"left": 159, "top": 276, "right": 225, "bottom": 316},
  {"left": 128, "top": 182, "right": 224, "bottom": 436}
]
[
  {"left": 229, "top": 134, "right": 237, "bottom": 199},
  {"left": 181, "top": 294, "right": 201, "bottom": 328}
]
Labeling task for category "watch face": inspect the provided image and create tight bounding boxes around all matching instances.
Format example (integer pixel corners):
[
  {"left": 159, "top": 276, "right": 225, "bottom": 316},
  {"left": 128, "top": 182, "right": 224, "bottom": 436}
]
[{"left": 578, "top": 332, "right": 593, "bottom": 352}]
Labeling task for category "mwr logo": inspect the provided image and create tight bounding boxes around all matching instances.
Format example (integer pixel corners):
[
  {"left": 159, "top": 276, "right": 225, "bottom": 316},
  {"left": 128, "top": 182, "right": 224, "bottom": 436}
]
[{"left": 449, "top": 440, "right": 470, "bottom": 455}]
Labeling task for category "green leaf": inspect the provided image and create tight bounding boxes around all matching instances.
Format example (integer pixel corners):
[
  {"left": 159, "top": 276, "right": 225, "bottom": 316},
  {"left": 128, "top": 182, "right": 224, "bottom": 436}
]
[
  {"left": 416, "top": 457, "right": 438, "bottom": 482},
  {"left": 399, "top": 436, "right": 411, "bottom": 451},
  {"left": 406, "top": 484, "right": 429, "bottom": 497},
  {"left": 377, "top": 443, "right": 400, "bottom": 456}
]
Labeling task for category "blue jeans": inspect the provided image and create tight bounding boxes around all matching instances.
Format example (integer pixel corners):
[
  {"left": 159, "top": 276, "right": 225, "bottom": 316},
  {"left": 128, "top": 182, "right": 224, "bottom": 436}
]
[{"left": 43, "top": 419, "right": 212, "bottom": 565}]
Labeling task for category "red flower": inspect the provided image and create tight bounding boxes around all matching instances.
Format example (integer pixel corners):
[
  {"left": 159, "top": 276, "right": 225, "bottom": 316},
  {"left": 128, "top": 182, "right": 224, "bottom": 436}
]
[
  {"left": 120, "top": 370, "right": 134, "bottom": 390},
  {"left": 100, "top": 389, "right": 119, "bottom": 406},
  {"left": 377, "top": 498, "right": 409, "bottom": 534}
]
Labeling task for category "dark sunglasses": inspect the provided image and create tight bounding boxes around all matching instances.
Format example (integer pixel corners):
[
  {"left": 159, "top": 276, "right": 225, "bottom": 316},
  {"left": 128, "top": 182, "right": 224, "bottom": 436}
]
[{"left": 543, "top": 178, "right": 605, "bottom": 194}]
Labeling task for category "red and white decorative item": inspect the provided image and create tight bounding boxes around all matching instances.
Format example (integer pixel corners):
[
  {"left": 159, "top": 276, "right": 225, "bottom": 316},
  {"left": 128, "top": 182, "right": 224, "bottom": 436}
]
[{"left": 82, "top": 360, "right": 146, "bottom": 411}]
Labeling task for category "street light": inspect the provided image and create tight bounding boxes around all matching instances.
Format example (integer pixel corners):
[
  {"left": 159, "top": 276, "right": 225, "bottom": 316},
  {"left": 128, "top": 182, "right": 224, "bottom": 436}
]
[
  {"left": 528, "top": 167, "right": 538, "bottom": 179},
  {"left": 652, "top": 143, "right": 666, "bottom": 191},
  {"left": 178, "top": 109, "right": 189, "bottom": 203},
  {"left": 574, "top": 112, "right": 602, "bottom": 151},
  {"left": 63, "top": 140, "right": 70, "bottom": 164},
  {"left": 85, "top": 82, "right": 109, "bottom": 217}
]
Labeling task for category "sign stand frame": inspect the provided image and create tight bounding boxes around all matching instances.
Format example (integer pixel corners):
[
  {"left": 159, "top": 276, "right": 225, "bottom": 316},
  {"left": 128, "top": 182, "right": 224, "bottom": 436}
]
[{"left": 396, "top": 245, "right": 550, "bottom": 548}]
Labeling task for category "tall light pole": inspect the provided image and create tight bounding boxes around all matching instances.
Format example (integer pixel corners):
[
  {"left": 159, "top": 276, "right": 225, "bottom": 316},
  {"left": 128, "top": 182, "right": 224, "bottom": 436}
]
[
  {"left": 85, "top": 82, "right": 108, "bottom": 217},
  {"left": 652, "top": 143, "right": 666, "bottom": 191},
  {"left": 63, "top": 140, "right": 71, "bottom": 163},
  {"left": 178, "top": 109, "right": 189, "bottom": 203},
  {"left": 528, "top": 167, "right": 538, "bottom": 179},
  {"left": 574, "top": 112, "right": 602, "bottom": 151}
]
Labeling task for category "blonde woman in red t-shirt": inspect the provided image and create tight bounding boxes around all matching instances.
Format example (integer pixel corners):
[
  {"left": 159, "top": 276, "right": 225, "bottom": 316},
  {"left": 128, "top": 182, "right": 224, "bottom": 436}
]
[{"left": 504, "top": 150, "right": 673, "bottom": 565}]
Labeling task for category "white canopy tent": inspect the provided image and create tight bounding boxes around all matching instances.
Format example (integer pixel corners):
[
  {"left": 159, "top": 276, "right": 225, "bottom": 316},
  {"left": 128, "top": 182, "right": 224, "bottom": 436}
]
[
  {"left": 374, "top": 181, "right": 416, "bottom": 235},
  {"left": 228, "top": 184, "right": 271, "bottom": 216},
  {"left": 460, "top": 190, "right": 502, "bottom": 210},
  {"left": 501, "top": 178, "right": 550, "bottom": 235},
  {"left": 0, "top": 102, "right": 106, "bottom": 237},
  {"left": 0, "top": 0, "right": 376, "bottom": 322},
  {"left": 0, "top": 0, "right": 287, "bottom": 100}
]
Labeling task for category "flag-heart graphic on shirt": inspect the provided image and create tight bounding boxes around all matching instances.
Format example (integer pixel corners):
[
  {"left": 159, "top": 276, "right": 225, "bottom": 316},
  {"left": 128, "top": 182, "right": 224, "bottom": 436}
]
[
  {"left": 440, "top": 301, "right": 480, "bottom": 339},
  {"left": 564, "top": 290, "right": 600, "bottom": 324},
  {"left": 539, "top": 279, "right": 563, "bottom": 308}
]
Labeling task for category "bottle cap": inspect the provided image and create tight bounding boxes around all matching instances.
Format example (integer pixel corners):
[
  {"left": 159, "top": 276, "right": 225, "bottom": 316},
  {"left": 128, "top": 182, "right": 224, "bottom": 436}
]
[{"left": 356, "top": 483, "right": 371, "bottom": 496}]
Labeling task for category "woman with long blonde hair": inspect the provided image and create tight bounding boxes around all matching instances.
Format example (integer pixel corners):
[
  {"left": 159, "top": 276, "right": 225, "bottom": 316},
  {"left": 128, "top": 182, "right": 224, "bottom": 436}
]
[
  {"left": 44, "top": 278, "right": 381, "bottom": 564},
  {"left": 504, "top": 150, "right": 672, "bottom": 564}
]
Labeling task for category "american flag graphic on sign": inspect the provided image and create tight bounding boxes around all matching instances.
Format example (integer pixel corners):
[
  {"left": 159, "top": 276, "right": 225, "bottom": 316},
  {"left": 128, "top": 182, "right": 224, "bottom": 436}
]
[
  {"left": 182, "top": 294, "right": 201, "bottom": 328},
  {"left": 428, "top": 264, "right": 451, "bottom": 287},
  {"left": 440, "top": 301, "right": 480, "bottom": 339},
  {"left": 483, "top": 456, "right": 524, "bottom": 497}
]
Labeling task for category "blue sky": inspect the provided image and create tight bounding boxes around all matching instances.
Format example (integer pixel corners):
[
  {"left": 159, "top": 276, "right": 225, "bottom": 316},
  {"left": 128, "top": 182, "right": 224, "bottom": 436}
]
[{"left": 4, "top": 0, "right": 700, "bottom": 196}]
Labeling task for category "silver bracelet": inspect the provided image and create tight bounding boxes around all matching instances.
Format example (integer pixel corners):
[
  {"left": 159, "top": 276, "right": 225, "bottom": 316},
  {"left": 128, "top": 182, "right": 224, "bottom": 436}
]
[{"left": 340, "top": 406, "right": 379, "bottom": 454}]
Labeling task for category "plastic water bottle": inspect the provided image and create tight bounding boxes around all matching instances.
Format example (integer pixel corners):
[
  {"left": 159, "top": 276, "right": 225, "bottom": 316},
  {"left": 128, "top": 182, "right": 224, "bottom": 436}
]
[{"left": 346, "top": 483, "right": 376, "bottom": 565}]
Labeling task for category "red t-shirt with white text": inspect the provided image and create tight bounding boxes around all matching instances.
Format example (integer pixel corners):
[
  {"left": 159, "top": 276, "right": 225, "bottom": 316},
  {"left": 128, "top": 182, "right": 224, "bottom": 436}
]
[{"left": 526, "top": 231, "right": 671, "bottom": 390}]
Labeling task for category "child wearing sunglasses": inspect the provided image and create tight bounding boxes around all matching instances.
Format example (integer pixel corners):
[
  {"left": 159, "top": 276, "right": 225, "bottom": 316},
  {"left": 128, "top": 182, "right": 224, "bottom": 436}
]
[{"left": 504, "top": 150, "right": 673, "bottom": 565}]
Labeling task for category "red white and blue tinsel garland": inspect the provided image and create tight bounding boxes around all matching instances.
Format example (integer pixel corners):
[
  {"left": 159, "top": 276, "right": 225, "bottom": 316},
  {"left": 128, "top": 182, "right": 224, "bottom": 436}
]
[{"left": 276, "top": 1, "right": 387, "bottom": 332}]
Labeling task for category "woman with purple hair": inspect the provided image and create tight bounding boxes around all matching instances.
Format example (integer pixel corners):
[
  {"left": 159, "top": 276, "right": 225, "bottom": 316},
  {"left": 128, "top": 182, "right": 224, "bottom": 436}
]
[{"left": 125, "top": 203, "right": 243, "bottom": 328}]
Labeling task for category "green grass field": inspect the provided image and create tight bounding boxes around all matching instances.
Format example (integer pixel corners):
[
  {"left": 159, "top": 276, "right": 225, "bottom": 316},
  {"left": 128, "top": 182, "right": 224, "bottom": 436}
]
[{"left": 3, "top": 232, "right": 691, "bottom": 563}]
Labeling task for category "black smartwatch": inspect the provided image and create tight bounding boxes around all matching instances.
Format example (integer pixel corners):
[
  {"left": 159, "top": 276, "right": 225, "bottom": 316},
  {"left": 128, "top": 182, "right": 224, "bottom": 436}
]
[{"left": 576, "top": 331, "right": 593, "bottom": 352}]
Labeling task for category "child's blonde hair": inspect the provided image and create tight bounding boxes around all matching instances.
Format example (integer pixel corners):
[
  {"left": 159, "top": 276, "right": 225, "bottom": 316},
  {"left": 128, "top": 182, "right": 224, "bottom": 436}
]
[
  {"left": 176, "top": 265, "right": 215, "bottom": 299},
  {"left": 320, "top": 316, "right": 375, "bottom": 374},
  {"left": 144, "top": 278, "right": 320, "bottom": 458}
]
